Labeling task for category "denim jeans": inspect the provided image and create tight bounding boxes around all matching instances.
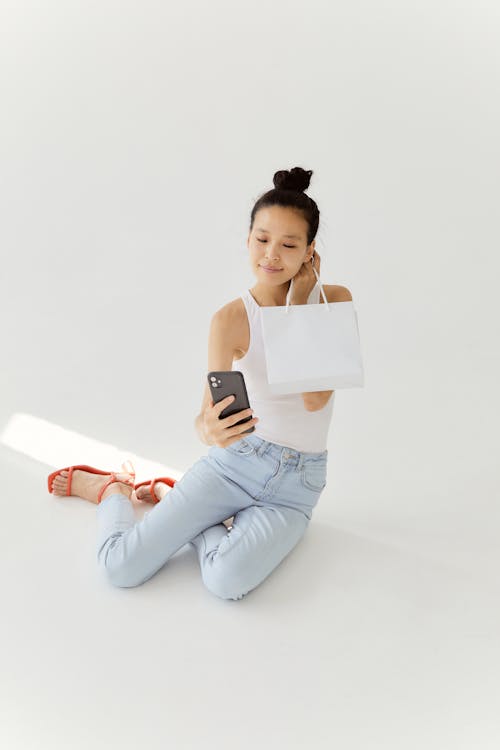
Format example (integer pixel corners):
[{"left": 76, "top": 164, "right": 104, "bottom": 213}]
[{"left": 96, "top": 433, "right": 328, "bottom": 600}]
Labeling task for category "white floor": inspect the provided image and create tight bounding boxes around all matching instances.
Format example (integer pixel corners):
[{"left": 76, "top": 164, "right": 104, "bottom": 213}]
[
  {"left": 1, "top": 0, "right": 499, "bottom": 744},
  {"left": 1, "top": 359, "right": 498, "bottom": 750}
]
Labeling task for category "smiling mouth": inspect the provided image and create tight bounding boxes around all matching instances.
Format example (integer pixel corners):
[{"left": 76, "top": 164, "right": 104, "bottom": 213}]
[{"left": 260, "top": 265, "right": 283, "bottom": 271}]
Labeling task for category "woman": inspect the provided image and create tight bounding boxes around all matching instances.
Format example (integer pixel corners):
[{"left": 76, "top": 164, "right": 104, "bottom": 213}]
[{"left": 47, "top": 166, "right": 353, "bottom": 600}]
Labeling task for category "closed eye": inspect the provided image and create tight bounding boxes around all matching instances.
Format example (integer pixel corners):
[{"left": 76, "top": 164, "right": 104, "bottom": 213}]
[{"left": 257, "top": 239, "right": 296, "bottom": 248}]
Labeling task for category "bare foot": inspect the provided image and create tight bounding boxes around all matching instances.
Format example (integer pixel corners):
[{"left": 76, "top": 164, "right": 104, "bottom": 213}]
[
  {"left": 52, "top": 468, "right": 134, "bottom": 504},
  {"left": 135, "top": 481, "right": 170, "bottom": 504}
]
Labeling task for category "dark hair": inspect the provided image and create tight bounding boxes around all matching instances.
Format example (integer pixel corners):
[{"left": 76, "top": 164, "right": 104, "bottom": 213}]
[{"left": 249, "top": 167, "right": 320, "bottom": 246}]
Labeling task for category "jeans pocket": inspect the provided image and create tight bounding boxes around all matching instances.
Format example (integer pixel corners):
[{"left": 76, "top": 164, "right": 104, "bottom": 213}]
[{"left": 300, "top": 459, "right": 327, "bottom": 492}]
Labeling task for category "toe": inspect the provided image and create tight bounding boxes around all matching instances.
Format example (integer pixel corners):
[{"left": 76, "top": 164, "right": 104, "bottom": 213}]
[
  {"left": 52, "top": 472, "right": 69, "bottom": 494},
  {"left": 136, "top": 485, "right": 154, "bottom": 502}
]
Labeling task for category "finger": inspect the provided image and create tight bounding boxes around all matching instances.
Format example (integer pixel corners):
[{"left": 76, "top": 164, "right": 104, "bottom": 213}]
[
  {"left": 222, "top": 408, "right": 254, "bottom": 427},
  {"left": 213, "top": 394, "right": 237, "bottom": 416},
  {"left": 227, "top": 417, "right": 258, "bottom": 437}
]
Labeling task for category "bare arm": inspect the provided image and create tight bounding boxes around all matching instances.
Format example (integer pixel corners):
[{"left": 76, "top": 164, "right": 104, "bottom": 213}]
[
  {"left": 194, "top": 304, "right": 241, "bottom": 445},
  {"left": 194, "top": 412, "right": 213, "bottom": 446}
]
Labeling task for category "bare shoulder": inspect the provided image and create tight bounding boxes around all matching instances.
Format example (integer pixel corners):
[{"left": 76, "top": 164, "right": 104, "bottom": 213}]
[
  {"left": 211, "top": 298, "right": 246, "bottom": 346},
  {"left": 322, "top": 284, "right": 353, "bottom": 303},
  {"left": 214, "top": 297, "right": 246, "bottom": 324}
]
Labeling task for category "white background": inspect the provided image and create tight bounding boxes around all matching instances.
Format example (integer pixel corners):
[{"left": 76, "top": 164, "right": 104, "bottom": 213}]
[{"left": 1, "top": 2, "right": 499, "bottom": 749}]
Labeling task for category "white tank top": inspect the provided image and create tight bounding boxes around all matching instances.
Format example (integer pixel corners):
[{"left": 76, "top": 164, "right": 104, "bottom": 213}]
[{"left": 232, "top": 283, "right": 335, "bottom": 453}]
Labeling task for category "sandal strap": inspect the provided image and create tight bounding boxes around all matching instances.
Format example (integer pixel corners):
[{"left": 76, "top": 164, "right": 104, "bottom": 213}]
[
  {"left": 133, "top": 476, "right": 176, "bottom": 504},
  {"left": 67, "top": 466, "right": 75, "bottom": 496},
  {"left": 149, "top": 478, "right": 160, "bottom": 503},
  {"left": 150, "top": 477, "right": 177, "bottom": 503}
]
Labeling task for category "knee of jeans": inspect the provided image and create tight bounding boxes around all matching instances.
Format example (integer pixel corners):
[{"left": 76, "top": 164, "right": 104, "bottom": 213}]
[
  {"left": 97, "top": 535, "right": 144, "bottom": 589},
  {"left": 202, "top": 566, "right": 250, "bottom": 601}
]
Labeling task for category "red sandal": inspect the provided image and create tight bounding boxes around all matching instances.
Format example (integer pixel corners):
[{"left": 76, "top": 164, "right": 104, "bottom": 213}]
[
  {"left": 47, "top": 460, "right": 136, "bottom": 504},
  {"left": 134, "top": 476, "right": 177, "bottom": 504}
]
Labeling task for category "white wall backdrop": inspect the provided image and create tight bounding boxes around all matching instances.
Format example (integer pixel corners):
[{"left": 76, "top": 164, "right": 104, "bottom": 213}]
[
  {"left": 0, "top": 2, "right": 499, "bottom": 749},
  {"left": 1, "top": 1, "right": 498, "bottom": 470}
]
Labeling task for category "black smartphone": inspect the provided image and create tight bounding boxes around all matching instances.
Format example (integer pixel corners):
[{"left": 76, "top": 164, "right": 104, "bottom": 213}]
[{"left": 207, "top": 370, "right": 255, "bottom": 434}]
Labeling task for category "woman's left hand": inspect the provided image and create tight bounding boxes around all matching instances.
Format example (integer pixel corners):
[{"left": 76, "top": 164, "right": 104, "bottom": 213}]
[{"left": 290, "top": 251, "right": 321, "bottom": 304}]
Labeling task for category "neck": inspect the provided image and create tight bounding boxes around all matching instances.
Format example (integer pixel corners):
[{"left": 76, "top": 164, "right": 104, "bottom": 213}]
[{"left": 249, "top": 280, "right": 292, "bottom": 307}]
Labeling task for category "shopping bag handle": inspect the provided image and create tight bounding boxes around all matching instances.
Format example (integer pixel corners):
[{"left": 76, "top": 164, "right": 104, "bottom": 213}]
[{"left": 285, "top": 264, "right": 330, "bottom": 314}]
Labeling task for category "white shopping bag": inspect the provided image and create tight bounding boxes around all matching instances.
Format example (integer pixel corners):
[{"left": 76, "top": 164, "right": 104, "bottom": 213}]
[{"left": 260, "top": 267, "right": 364, "bottom": 395}]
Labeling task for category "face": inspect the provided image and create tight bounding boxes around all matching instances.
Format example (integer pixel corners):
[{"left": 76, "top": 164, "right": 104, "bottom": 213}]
[{"left": 247, "top": 206, "right": 315, "bottom": 283}]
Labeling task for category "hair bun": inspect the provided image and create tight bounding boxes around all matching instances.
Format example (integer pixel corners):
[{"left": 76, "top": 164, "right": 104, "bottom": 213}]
[{"left": 273, "top": 167, "right": 313, "bottom": 193}]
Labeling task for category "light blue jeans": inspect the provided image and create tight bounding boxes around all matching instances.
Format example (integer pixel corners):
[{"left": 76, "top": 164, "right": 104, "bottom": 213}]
[{"left": 96, "top": 433, "right": 328, "bottom": 600}]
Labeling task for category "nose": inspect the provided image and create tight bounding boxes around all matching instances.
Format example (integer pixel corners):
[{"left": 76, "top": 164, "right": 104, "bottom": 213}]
[{"left": 264, "top": 248, "right": 280, "bottom": 261}]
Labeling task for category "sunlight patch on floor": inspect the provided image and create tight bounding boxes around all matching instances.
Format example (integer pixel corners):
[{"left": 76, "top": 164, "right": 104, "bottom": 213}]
[{"left": 1, "top": 412, "right": 182, "bottom": 483}]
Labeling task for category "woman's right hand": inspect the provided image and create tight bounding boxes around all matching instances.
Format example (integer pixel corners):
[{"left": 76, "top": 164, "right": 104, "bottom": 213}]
[{"left": 203, "top": 395, "right": 259, "bottom": 448}]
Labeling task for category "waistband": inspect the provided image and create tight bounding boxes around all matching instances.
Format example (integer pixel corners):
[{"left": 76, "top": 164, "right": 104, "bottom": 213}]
[{"left": 241, "top": 432, "right": 328, "bottom": 470}]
